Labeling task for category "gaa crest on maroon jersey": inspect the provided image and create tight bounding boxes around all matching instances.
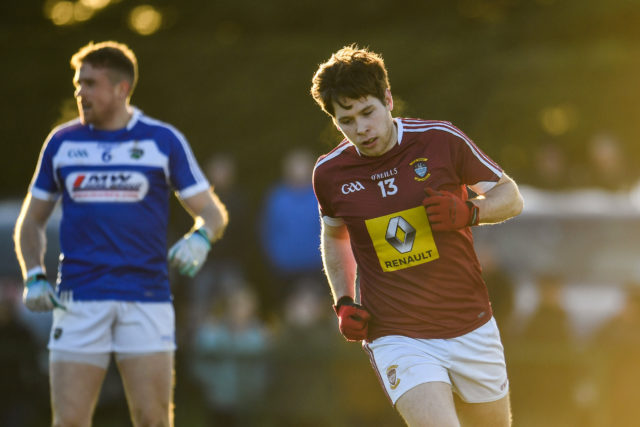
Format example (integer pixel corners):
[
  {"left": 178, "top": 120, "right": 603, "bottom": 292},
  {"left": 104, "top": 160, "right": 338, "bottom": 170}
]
[{"left": 410, "top": 157, "right": 430, "bottom": 181}]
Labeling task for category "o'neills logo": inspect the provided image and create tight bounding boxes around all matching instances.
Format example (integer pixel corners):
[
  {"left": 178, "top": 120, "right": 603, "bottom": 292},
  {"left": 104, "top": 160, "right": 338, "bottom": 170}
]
[
  {"left": 66, "top": 171, "right": 149, "bottom": 202},
  {"left": 387, "top": 365, "right": 400, "bottom": 390}
]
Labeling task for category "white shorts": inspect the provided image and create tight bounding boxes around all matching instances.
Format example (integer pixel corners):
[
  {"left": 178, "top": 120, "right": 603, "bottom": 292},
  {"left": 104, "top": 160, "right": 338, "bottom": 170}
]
[
  {"left": 364, "top": 317, "right": 509, "bottom": 405},
  {"left": 48, "top": 300, "right": 176, "bottom": 355}
]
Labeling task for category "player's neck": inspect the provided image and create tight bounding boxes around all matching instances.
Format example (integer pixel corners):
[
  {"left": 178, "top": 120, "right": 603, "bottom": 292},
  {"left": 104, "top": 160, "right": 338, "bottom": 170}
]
[
  {"left": 94, "top": 105, "right": 133, "bottom": 131},
  {"left": 379, "top": 119, "right": 398, "bottom": 156}
]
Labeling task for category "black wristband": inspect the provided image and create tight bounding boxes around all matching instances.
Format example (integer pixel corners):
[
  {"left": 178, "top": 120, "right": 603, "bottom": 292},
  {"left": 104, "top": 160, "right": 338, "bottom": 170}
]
[
  {"left": 466, "top": 201, "right": 480, "bottom": 226},
  {"left": 335, "top": 296, "right": 355, "bottom": 308},
  {"left": 26, "top": 273, "right": 47, "bottom": 286}
]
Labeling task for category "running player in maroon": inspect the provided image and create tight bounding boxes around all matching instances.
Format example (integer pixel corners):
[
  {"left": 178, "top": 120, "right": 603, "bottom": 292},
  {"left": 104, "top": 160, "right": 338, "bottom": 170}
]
[{"left": 311, "top": 45, "right": 523, "bottom": 426}]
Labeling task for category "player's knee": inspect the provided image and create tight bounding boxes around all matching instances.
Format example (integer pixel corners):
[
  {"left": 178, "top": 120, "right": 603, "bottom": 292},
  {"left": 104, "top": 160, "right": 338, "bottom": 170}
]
[
  {"left": 52, "top": 410, "right": 91, "bottom": 427},
  {"left": 130, "top": 402, "right": 172, "bottom": 427}
]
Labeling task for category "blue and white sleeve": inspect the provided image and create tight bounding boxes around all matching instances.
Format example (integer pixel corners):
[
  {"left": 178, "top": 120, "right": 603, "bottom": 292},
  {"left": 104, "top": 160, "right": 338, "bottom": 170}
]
[
  {"left": 29, "top": 136, "right": 61, "bottom": 201},
  {"left": 167, "top": 128, "right": 209, "bottom": 199}
]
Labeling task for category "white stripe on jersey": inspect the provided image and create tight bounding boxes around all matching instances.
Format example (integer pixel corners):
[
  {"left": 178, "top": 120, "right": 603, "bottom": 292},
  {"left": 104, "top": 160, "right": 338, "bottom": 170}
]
[
  {"left": 138, "top": 115, "right": 207, "bottom": 185},
  {"left": 322, "top": 215, "right": 345, "bottom": 226},
  {"left": 30, "top": 186, "right": 59, "bottom": 201},
  {"left": 52, "top": 140, "right": 169, "bottom": 171},
  {"left": 314, "top": 140, "right": 352, "bottom": 170},
  {"left": 178, "top": 181, "right": 210, "bottom": 199},
  {"left": 400, "top": 119, "right": 502, "bottom": 177}
]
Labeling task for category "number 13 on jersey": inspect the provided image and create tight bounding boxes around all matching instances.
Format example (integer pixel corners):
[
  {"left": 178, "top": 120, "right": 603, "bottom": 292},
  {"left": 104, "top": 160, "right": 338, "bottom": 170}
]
[{"left": 377, "top": 178, "right": 398, "bottom": 198}]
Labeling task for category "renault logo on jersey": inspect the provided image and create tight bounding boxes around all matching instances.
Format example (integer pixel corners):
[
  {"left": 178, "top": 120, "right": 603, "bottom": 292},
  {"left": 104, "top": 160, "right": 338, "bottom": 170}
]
[
  {"left": 341, "top": 181, "right": 365, "bottom": 194},
  {"left": 365, "top": 206, "right": 439, "bottom": 272},
  {"left": 385, "top": 216, "right": 416, "bottom": 253},
  {"left": 65, "top": 171, "right": 149, "bottom": 202}
]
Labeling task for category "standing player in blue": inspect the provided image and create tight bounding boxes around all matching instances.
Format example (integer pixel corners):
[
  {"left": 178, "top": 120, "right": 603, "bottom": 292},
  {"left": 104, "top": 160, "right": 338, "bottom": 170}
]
[{"left": 13, "top": 41, "right": 228, "bottom": 427}]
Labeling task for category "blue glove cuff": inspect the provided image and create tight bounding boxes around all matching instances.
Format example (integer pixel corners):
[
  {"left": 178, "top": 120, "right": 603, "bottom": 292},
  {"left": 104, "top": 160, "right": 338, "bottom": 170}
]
[
  {"left": 26, "top": 273, "right": 47, "bottom": 286},
  {"left": 193, "top": 227, "right": 212, "bottom": 249}
]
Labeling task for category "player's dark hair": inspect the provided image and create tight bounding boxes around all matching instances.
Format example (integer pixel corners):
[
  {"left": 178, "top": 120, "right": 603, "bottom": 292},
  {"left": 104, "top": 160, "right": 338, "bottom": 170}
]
[
  {"left": 70, "top": 41, "right": 138, "bottom": 96},
  {"left": 311, "top": 44, "right": 390, "bottom": 117}
]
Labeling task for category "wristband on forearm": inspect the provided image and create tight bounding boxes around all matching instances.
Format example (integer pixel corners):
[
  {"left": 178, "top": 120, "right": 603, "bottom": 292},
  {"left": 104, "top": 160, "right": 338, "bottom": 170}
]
[
  {"left": 466, "top": 201, "right": 480, "bottom": 226},
  {"left": 335, "top": 296, "right": 354, "bottom": 307},
  {"left": 194, "top": 227, "right": 212, "bottom": 247},
  {"left": 25, "top": 266, "right": 46, "bottom": 285}
]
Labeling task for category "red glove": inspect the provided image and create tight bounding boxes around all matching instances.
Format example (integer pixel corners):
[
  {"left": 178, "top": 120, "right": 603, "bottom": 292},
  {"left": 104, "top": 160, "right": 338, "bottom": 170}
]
[
  {"left": 422, "top": 187, "right": 479, "bottom": 231},
  {"left": 333, "top": 296, "right": 371, "bottom": 341}
]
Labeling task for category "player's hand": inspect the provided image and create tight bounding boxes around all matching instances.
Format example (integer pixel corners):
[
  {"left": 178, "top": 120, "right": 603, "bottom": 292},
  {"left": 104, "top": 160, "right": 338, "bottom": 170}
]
[
  {"left": 422, "top": 187, "right": 479, "bottom": 231},
  {"left": 23, "top": 273, "right": 66, "bottom": 312},
  {"left": 168, "top": 227, "right": 211, "bottom": 277},
  {"left": 333, "top": 296, "right": 371, "bottom": 341}
]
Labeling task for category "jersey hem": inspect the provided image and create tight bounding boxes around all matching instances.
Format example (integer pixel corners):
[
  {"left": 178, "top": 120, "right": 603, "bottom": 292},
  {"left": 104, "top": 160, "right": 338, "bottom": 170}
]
[{"left": 367, "top": 314, "right": 493, "bottom": 341}]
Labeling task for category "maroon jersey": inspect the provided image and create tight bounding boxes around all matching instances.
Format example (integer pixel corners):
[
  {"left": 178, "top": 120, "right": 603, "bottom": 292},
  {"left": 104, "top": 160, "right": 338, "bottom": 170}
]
[{"left": 313, "top": 118, "right": 503, "bottom": 340}]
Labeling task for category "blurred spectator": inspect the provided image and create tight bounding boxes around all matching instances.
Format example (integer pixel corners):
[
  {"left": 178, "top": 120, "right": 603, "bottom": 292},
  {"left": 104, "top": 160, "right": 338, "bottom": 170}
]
[
  {"left": 475, "top": 242, "right": 515, "bottom": 332},
  {"left": 508, "top": 274, "right": 582, "bottom": 426},
  {"left": 266, "top": 282, "right": 400, "bottom": 426},
  {"left": 533, "top": 142, "right": 566, "bottom": 189},
  {"left": 0, "top": 278, "right": 48, "bottom": 426},
  {"left": 266, "top": 283, "right": 345, "bottom": 426},
  {"left": 592, "top": 284, "right": 640, "bottom": 426},
  {"left": 259, "top": 148, "right": 324, "bottom": 304},
  {"left": 189, "top": 283, "right": 270, "bottom": 427},
  {"left": 186, "top": 154, "right": 252, "bottom": 336},
  {"left": 587, "top": 131, "right": 632, "bottom": 190}
]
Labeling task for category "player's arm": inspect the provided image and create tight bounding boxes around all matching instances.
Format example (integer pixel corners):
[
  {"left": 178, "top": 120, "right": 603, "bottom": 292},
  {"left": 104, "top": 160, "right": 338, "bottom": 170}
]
[
  {"left": 423, "top": 173, "right": 523, "bottom": 231},
  {"left": 14, "top": 194, "right": 56, "bottom": 278},
  {"left": 168, "top": 188, "right": 228, "bottom": 277},
  {"left": 179, "top": 188, "right": 228, "bottom": 243},
  {"left": 14, "top": 194, "right": 65, "bottom": 311},
  {"left": 321, "top": 221, "right": 357, "bottom": 303},
  {"left": 469, "top": 172, "right": 523, "bottom": 225},
  {"left": 321, "top": 220, "right": 370, "bottom": 341}
]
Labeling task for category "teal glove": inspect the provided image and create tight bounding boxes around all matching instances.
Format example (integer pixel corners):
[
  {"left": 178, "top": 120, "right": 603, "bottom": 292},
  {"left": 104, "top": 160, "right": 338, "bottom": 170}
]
[
  {"left": 23, "top": 273, "right": 66, "bottom": 312},
  {"left": 168, "top": 228, "right": 211, "bottom": 277}
]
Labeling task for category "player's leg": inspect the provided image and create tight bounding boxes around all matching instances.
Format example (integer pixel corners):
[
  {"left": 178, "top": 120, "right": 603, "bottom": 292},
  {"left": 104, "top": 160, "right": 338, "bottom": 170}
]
[
  {"left": 47, "top": 301, "right": 115, "bottom": 426},
  {"left": 116, "top": 351, "right": 175, "bottom": 427},
  {"left": 50, "top": 353, "right": 110, "bottom": 427},
  {"left": 454, "top": 392, "right": 511, "bottom": 427},
  {"left": 395, "top": 381, "right": 460, "bottom": 427},
  {"left": 113, "top": 302, "right": 177, "bottom": 427},
  {"left": 449, "top": 317, "right": 511, "bottom": 427},
  {"left": 364, "top": 335, "right": 460, "bottom": 426}
]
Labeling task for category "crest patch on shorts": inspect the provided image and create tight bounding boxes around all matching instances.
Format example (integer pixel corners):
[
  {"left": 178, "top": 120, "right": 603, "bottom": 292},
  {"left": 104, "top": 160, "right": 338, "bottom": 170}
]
[
  {"left": 53, "top": 328, "right": 63, "bottom": 340},
  {"left": 387, "top": 365, "right": 401, "bottom": 390}
]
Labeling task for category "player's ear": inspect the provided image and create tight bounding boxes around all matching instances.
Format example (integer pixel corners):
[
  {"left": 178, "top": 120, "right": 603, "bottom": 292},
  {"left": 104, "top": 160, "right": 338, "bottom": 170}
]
[
  {"left": 385, "top": 88, "right": 393, "bottom": 111},
  {"left": 116, "top": 79, "right": 132, "bottom": 99}
]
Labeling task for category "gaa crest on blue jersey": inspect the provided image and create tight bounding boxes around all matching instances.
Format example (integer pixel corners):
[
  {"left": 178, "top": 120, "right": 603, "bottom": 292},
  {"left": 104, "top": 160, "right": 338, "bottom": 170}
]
[
  {"left": 129, "top": 146, "right": 144, "bottom": 159},
  {"left": 410, "top": 157, "right": 430, "bottom": 182}
]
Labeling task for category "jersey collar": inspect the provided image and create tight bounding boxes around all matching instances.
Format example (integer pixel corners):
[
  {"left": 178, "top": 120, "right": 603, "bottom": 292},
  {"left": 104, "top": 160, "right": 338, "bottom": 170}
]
[
  {"left": 395, "top": 117, "right": 404, "bottom": 145},
  {"left": 126, "top": 107, "right": 141, "bottom": 130}
]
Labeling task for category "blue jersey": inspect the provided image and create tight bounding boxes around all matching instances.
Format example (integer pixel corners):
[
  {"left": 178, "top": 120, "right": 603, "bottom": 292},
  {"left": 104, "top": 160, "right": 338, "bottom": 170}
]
[{"left": 30, "top": 108, "right": 209, "bottom": 302}]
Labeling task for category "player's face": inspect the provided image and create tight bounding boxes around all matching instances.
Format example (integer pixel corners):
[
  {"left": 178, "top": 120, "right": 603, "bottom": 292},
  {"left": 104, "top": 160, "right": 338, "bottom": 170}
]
[
  {"left": 73, "top": 63, "right": 127, "bottom": 129},
  {"left": 332, "top": 90, "right": 397, "bottom": 157}
]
